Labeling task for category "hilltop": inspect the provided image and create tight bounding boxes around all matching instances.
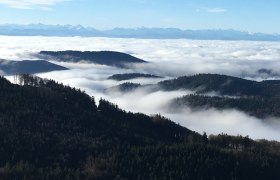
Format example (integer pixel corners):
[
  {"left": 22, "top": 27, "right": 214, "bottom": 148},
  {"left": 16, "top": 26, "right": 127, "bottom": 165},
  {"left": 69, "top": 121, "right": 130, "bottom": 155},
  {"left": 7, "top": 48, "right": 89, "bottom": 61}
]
[
  {"left": 39, "top": 51, "right": 147, "bottom": 68},
  {"left": 0, "top": 59, "right": 67, "bottom": 75}
]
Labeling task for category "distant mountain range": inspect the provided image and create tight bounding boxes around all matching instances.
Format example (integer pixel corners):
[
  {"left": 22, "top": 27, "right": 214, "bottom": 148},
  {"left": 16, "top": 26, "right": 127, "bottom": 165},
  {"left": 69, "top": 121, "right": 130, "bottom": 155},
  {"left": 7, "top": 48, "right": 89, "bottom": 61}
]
[
  {"left": 0, "top": 59, "right": 67, "bottom": 75},
  {"left": 1, "top": 24, "right": 280, "bottom": 41}
]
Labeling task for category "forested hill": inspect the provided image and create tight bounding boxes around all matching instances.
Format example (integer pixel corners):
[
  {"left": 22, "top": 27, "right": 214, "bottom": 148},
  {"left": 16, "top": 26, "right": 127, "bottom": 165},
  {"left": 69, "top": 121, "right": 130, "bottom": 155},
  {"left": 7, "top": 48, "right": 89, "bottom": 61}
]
[
  {"left": 105, "top": 74, "right": 280, "bottom": 118},
  {"left": 105, "top": 82, "right": 142, "bottom": 94},
  {"left": 171, "top": 94, "right": 280, "bottom": 118},
  {"left": 158, "top": 74, "right": 280, "bottom": 118},
  {"left": 1, "top": 75, "right": 280, "bottom": 179},
  {"left": 39, "top": 51, "right": 147, "bottom": 68},
  {"left": 108, "top": 73, "right": 162, "bottom": 81},
  {"left": 111, "top": 74, "right": 280, "bottom": 97},
  {"left": 158, "top": 74, "right": 280, "bottom": 97},
  {"left": 0, "top": 59, "right": 67, "bottom": 75}
]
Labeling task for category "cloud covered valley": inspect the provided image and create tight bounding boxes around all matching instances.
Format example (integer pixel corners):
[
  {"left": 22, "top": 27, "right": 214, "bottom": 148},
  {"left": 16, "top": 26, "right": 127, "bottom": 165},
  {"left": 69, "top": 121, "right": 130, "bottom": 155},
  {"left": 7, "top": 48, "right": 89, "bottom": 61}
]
[{"left": 2, "top": 35, "right": 280, "bottom": 141}]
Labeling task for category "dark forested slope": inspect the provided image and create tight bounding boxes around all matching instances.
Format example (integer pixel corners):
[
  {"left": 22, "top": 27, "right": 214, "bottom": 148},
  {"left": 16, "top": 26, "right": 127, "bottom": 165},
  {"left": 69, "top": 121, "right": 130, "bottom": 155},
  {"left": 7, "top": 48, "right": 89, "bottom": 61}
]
[
  {"left": 39, "top": 51, "right": 147, "bottom": 68},
  {"left": 111, "top": 74, "right": 280, "bottom": 97},
  {"left": 0, "top": 75, "right": 280, "bottom": 180},
  {"left": 171, "top": 94, "right": 280, "bottom": 118}
]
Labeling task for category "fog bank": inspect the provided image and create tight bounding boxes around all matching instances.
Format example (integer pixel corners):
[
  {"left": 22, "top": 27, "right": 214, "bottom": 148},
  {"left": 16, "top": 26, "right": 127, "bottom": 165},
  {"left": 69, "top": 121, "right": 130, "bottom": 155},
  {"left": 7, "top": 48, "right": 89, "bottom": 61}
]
[{"left": 2, "top": 36, "right": 280, "bottom": 141}]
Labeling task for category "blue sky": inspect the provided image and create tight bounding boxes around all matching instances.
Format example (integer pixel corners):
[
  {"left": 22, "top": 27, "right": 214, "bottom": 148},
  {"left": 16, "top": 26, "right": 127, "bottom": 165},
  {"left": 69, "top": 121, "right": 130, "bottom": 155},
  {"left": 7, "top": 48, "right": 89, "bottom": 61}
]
[{"left": 0, "top": 0, "right": 279, "bottom": 33}]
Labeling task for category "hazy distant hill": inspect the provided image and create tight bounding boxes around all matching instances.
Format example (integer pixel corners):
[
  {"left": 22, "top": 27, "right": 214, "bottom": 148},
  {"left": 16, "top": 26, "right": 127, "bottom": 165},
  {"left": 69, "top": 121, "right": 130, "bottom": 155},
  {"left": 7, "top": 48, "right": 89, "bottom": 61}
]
[
  {"left": 0, "top": 59, "right": 67, "bottom": 75},
  {"left": 171, "top": 94, "right": 280, "bottom": 118},
  {"left": 1, "top": 24, "right": 280, "bottom": 41},
  {"left": 158, "top": 74, "right": 280, "bottom": 97},
  {"left": 108, "top": 73, "right": 162, "bottom": 81},
  {"left": 39, "top": 50, "right": 147, "bottom": 68},
  {"left": 157, "top": 74, "right": 280, "bottom": 118},
  {"left": 108, "top": 74, "right": 280, "bottom": 118},
  {"left": 108, "top": 74, "right": 280, "bottom": 97},
  {"left": 105, "top": 82, "right": 142, "bottom": 94}
]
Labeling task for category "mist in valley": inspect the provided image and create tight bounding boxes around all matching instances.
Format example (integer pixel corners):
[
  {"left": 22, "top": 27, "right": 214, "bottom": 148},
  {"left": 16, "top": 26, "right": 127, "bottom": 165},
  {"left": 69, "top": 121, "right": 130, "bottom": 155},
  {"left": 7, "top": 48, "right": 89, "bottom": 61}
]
[{"left": 2, "top": 35, "right": 280, "bottom": 140}]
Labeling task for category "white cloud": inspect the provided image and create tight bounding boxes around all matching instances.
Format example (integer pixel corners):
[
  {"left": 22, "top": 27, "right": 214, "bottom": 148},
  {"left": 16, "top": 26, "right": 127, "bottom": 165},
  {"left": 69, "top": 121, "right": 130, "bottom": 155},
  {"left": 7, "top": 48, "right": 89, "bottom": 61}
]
[
  {"left": 0, "top": 0, "right": 68, "bottom": 9},
  {"left": 37, "top": 66, "right": 280, "bottom": 141},
  {"left": 207, "top": 8, "right": 227, "bottom": 13},
  {"left": 2, "top": 36, "right": 280, "bottom": 141},
  {"left": 197, "top": 7, "right": 227, "bottom": 13},
  {"left": 2, "top": 36, "right": 280, "bottom": 79},
  {"left": 166, "top": 109, "right": 280, "bottom": 141}
]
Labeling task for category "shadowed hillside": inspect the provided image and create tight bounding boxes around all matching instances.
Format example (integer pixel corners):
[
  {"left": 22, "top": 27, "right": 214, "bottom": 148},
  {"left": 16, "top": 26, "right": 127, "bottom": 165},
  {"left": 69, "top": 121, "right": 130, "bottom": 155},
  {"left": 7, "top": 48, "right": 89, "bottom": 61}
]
[
  {"left": 0, "top": 74, "right": 280, "bottom": 179},
  {"left": 158, "top": 74, "right": 280, "bottom": 97}
]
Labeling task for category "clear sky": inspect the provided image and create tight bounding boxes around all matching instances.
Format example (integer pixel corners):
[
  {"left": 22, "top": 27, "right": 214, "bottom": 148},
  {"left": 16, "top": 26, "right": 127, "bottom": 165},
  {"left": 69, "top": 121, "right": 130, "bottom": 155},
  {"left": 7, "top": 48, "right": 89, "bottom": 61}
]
[{"left": 0, "top": 0, "right": 279, "bottom": 33}]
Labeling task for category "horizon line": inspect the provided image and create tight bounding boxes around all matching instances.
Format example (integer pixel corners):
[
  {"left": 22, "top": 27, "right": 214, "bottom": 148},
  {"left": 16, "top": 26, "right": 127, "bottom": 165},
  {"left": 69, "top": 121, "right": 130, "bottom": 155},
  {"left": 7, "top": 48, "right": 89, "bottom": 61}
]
[{"left": 0, "top": 23, "right": 279, "bottom": 35}]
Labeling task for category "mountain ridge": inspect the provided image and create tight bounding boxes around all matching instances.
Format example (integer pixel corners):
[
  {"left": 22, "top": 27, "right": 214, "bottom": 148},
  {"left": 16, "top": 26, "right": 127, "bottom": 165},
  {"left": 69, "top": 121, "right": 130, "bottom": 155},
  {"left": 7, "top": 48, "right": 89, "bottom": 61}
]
[
  {"left": 1, "top": 24, "right": 280, "bottom": 41},
  {"left": 158, "top": 74, "right": 280, "bottom": 97},
  {"left": 108, "top": 73, "right": 162, "bottom": 81},
  {"left": 111, "top": 73, "right": 280, "bottom": 97},
  {"left": 38, "top": 50, "right": 147, "bottom": 68}
]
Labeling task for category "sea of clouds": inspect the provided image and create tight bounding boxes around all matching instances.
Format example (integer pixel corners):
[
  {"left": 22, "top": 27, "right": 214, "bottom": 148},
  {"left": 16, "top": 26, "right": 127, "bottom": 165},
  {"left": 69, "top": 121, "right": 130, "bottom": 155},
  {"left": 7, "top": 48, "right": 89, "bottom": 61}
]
[{"left": 1, "top": 35, "right": 280, "bottom": 140}]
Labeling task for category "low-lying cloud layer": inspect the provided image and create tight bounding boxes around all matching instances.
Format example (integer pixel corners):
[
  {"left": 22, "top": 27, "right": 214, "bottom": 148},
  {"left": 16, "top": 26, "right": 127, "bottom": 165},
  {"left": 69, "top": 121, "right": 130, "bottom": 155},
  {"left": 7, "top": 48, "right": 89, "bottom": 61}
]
[
  {"left": 167, "top": 109, "right": 280, "bottom": 141},
  {"left": 2, "top": 35, "right": 280, "bottom": 141},
  {"left": 1, "top": 36, "right": 280, "bottom": 78}
]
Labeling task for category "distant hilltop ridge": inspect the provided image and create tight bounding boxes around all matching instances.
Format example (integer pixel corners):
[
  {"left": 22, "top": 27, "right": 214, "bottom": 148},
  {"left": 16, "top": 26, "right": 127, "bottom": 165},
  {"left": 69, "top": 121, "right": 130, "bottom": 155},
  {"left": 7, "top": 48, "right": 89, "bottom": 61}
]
[
  {"left": 0, "top": 59, "right": 67, "bottom": 75},
  {"left": 38, "top": 50, "right": 147, "bottom": 68},
  {"left": 1, "top": 24, "right": 280, "bottom": 41}
]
